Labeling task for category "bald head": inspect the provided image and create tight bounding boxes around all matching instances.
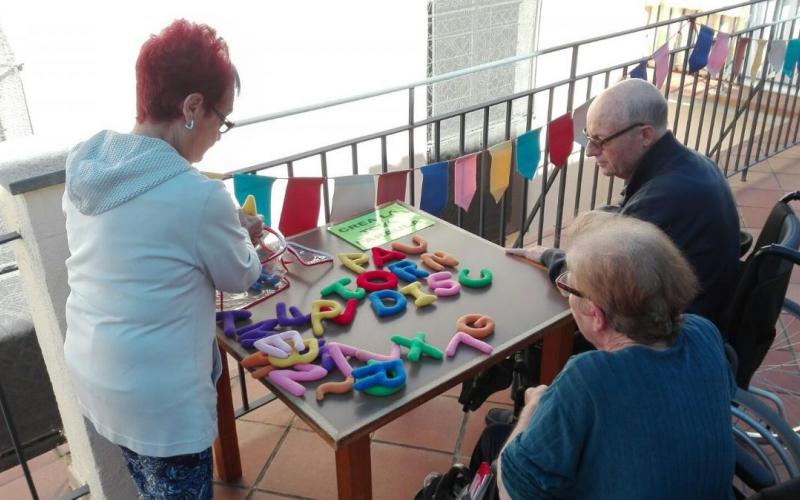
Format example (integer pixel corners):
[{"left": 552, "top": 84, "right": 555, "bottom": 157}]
[{"left": 591, "top": 79, "right": 668, "bottom": 132}]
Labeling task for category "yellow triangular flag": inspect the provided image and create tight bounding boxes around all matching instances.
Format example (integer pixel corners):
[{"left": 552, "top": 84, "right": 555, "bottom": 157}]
[
  {"left": 242, "top": 194, "right": 258, "bottom": 216},
  {"left": 750, "top": 39, "right": 767, "bottom": 81},
  {"left": 489, "top": 142, "right": 513, "bottom": 203}
]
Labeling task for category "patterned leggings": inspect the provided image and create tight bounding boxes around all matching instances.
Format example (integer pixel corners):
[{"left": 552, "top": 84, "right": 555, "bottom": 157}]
[{"left": 119, "top": 446, "right": 212, "bottom": 499}]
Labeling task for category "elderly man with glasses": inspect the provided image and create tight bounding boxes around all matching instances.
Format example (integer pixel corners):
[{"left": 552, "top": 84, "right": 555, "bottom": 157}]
[{"left": 515, "top": 78, "right": 740, "bottom": 329}]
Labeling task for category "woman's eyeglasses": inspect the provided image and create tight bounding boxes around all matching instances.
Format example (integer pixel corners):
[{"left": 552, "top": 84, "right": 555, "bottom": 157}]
[
  {"left": 555, "top": 271, "right": 585, "bottom": 298},
  {"left": 209, "top": 105, "right": 235, "bottom": 134}
]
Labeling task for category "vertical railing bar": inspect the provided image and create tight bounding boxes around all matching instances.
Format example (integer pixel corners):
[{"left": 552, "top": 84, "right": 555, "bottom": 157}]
[
  {"left": 408, "top": 88, "right": 416, "bottom": 207},
  {"left": 652, "top": 4, "right": 663, "bottom": 54},
  {"left": 0, "top": 381, "right": 39, "bottom": 500},
  {"left": 756, "top": 11, "right": 784, "bottom": 161},
  {"left": 773, "top": 17, "right": 798, "bottom": 153},
  {"left": 705, "top": 40, "right": 728, "bottom": 155},
  {"left": 789, "top": 71, "right": 800, "bottom": 144},
  {"left": 499, "top": 100, "right": 512, "bottom": 245},
  {"left": 479, "top": 106, "right": 489, "bottom": 238},
  {"left": 320, "top": 153, "right": 331, "bottom": 223},
  {"left": 351, "top": 143, "right": 358, "bottom": 175},
  {"left": 591, "top": 71, "right": 612, "bottom": 211},
  {"left": 237, "top": 364, "right": 249, "bottom": 412},
  {"left": 664, "top": 51, "right": 676, "bottom": 104},
  {"left": 673, "top": 19, "right": 696, "bottom": 134},
  {"left": 518, "top": 94, "right": 533, "bottom": 245},
  {"left": 457, "top": 113, "right": 466, "bottom": 228},
  {"left": 287, "top": 160, "right": 294, "bottom": 178},
  {"left": 554, "top": 46, "right": 579, "bottom": 249},
  {"left": 725, "top": 25, "right": 758, "bottom": 174},
  {"left": 538, "top": 89, "right": 554, "bottom": 245},
  {"left": 683, "top": 67, "right": 701, "bottom": 146},
  {"left": 434, "top": 120, "right": 441, "bottom": 162},
  {"left": 380, "top": 136, "right": 388, "bottom": 173},
  {"left": 574, "top": 75, "right": 593, "bottom": 217},
  {"left": 764, "top": 19, "right": 790, "bottom": 158},
  {"left": 694, "top": 72, "right": 712, "bottom": 151},
  {"left": 716, "top": 27, "right": 755, "bottom": 168},
  {"left": 748, "top": 25, "right": 777, "bottom": 171}
]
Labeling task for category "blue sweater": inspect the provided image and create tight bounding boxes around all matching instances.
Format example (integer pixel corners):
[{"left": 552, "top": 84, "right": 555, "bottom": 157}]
[{"left": 500, "top": 315, "right": 735, "bottom": 499}]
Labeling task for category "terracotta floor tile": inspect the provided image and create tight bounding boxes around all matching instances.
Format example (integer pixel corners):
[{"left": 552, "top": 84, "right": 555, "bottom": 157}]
[
  {"left": 732, "top": 187, "right": 785, "bottom": 209},
  {"left": 443, "top": 384, "right": 461, "bottom": 398},
  {"left": 290, "top": 415, "right": 313, "bottom": 431},
  {"left": 231, "top": 372, "right": 272, "bottom": 412},
  {"left": 373, "top": 395, "right": 464, "bottom": 453},
  {"left": 0, "top": 449, "right": 61, "bottom": 487},
  {"left": 769, "top": 155, "right": 800, "bottom": 174},
  {"left": 459, "top": 402, "right": 515, "bottom": 460},
  {"left": 258, "top": 428, "right": 337, "bottom": 500},
  {"left": 728, "top": 171, "right": 781, "bottom": 190},
  {"left": 214, "top": 420, "right": 287, "bottom": 487},
  {"left": 0, "top": 456, "right": 72, "bottom": 499},
  {"left": 239, "top": 398, "right": 295, "bottom": 428},
  {"left": 249, "top": 490, "right": 305, "bottom": 499},
  {"left": 739, "top": 206, "right": 772, "bottom": 229},
  {"left": 774, "top": 173, "right": 800, "bottom": 191},
  {"left": 213, "top": 483, "right": 250, "bottom": 500},
  {"left": 486, "top": 386, "right": 515, "bottom": 406},
  {"left": 372, "top": 442, "right": 454, "bottom": 500}
]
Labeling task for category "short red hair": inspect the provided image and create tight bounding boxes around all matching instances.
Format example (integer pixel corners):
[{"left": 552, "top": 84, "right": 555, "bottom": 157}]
[{"left": 135, "top": 19, "right": 237, "bottom": 123}]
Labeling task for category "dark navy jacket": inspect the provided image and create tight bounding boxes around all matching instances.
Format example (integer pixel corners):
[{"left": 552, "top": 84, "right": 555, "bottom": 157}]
[{"left": 541, "top": 131, "right": 740, "bottom": 328}]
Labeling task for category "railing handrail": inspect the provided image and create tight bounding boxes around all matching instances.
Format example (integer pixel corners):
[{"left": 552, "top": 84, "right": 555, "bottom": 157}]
[{"left": 232, "top": 0, "right": 769, "bottom": 129}]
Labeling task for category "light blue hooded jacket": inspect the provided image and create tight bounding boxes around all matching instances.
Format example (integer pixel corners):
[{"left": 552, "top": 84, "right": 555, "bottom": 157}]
[{"left": 62, "top": 130, "right": 261, "bottom": 457}]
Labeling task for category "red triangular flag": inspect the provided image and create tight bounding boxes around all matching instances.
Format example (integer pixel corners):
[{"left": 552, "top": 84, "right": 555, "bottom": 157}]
[
  {"left": 371, "top": 246, "right": 406, "bottom": 268},
  {"left": 548, "top": 113, "right": 574, "bottom": 168},
  {"left": 278, "top": 178, "right": 323, "bottom": 237},
  {"left": 376, "top": 170, "right": 408, "bottom": 205}
]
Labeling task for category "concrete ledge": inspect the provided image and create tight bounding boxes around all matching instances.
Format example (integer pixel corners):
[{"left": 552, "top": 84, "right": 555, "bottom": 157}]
[{"left": 0, "top": 135, "right": 70, "bottom": 195}]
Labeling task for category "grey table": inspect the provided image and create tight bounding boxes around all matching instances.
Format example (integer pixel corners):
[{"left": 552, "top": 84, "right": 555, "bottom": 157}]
[{"left": 215, "top": 203, "right": 575, "bottom": 499}]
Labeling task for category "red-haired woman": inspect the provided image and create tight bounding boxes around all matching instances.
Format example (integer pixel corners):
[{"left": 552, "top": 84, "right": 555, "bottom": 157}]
[{"left": 62, "top": 20, "right": 262, "bottom": 498}]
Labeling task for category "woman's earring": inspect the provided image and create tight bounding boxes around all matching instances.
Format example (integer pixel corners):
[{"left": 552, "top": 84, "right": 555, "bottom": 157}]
[{"left": 185, "top": 120, "right": 194, "bottom": 130}]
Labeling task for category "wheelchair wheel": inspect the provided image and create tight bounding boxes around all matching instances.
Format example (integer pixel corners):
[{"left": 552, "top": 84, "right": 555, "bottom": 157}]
[{"left": 749, "top": 301, "right": 800, "bottom": 433}]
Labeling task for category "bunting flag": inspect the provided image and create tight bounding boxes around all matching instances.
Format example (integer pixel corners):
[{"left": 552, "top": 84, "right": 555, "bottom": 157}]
[
  {"left": 572, "top": 98, "right": 593, "bottom": 148},
  {"left": 751, "top": 39, "right": 767, "bottom": 80},
  {"left": 233, "top": 173, "right": 275, "bottom": 226},
  {"left": 278, "top": 177, "right": 323, "bottom": 237},
  {"left": 548, "top": 113, "right": 574, "bottom": 167},
  {"left": 768, "top": 40, "right": 787, "bottom": 73},
  {"left": 784, "top": 39, "right": 800, "bottom": 78},
  {"left": 454, "top": 153, "right": 478, "bottom": 210},
  {"left": 376, "top": 170, "right": 408, "bottom": 205},
  {"left": 731, "top": 37, "right": 750, "bottom": 78},
  {"left": 515, "top": 128, "right": 541, "bottom": 180},
  {"left": 629, "top": 61, "right": 648, "bottom": 80},
  {"left": 706, "top": 32, "right": 730, "bottom": 77},
  {"left": 331, "top": 175, "right": 376, "bottom": 222},
  {"left": 489, "top": 142, "right": 512, "bottom": 203},
  {"left": 653, "top": 42, "right": 671, "bottom": 89},
  {"left": 420, "top": 162, "right": 449, "bottom": 216},
  {"left": 689, "top": 25, "right": 715, "bottom": 73}
]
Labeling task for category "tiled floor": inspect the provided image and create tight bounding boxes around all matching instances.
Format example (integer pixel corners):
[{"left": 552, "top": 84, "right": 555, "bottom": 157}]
[{"left": 5, "top": 147, "right": 800, "bottom": 499}]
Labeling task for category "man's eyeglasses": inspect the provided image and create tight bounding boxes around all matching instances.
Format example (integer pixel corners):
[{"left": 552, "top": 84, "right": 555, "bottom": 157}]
[
  {"left": 210, "top": 105, "right": 235, "bottom": 134},
  {"left": 582, "top": 122, "right": 645, "bottom": 149},
  {"left": 555, "top": 271, "right": 584, "bottom": 299}
]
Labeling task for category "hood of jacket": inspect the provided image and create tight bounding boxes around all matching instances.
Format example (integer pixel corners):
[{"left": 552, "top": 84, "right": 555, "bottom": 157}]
[{"left": 65, "top": 130, "right": 191, "bottom": 215}]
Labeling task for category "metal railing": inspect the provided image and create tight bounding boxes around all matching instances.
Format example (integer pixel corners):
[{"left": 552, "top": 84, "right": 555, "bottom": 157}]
[{"left": 224, "top": 0, "right": 800, "bottom": 251}]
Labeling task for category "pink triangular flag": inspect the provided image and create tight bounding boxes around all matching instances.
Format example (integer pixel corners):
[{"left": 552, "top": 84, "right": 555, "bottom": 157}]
[
  {"left": 453, "top": 153, "right": 478, "bottom": 211},
  {"left": 376, "top": 170, "right": 408, "bottom": 205},
  {"left": 707, "top": 32, "right": 731, "bottom": 77},
  {"left": 653, "top": 42, "right": 670, "bottom": 89}
]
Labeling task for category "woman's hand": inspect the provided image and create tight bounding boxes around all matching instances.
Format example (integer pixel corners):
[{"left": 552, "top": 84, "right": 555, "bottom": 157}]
[{"left": 238, "top": 209, "right": 264, "bottom": 246}]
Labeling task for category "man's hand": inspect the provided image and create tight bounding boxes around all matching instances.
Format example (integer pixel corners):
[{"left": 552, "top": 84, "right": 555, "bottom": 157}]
[
  {"left": 238, "top": 209, "right": 265, "bottom": 246},
  {"left": 505, "top": 245, "right": 551, "bottom": 264}
]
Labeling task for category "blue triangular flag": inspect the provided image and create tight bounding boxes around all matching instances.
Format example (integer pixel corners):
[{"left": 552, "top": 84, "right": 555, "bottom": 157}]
[
  {"left": 515, "top": 129, "right": 541, "bottom": 180},
  {"left": 233, "top": 173, "right": 275, "bottom": 226},
  {"left": 420, "top": 161, "right": 449, "bottom": 216},
  {"left": 688, "top": 25, "right": 715, "bottom": 73},
  {"left": 630, "top": 61, "right": 648, "bottom": 80},
  {"left": 784, "top": 39, "right": 800, "bottom": 78}
]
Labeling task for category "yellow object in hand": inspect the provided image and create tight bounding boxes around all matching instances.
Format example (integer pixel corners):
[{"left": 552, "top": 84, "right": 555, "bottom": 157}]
[{"left": 242, "top": 194, "right": 258, "bottom": 216}]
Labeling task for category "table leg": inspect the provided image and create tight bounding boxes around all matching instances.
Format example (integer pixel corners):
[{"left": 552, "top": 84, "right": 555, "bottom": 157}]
[
  {"left": 335, "top": 435, "right": 372, "bottom": 500},
  {"left": 540, "top": 319, "right": 575, "bottom": 385},
  {"left": 213, "top": 343, "right": 242, "bottom": 481}
]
